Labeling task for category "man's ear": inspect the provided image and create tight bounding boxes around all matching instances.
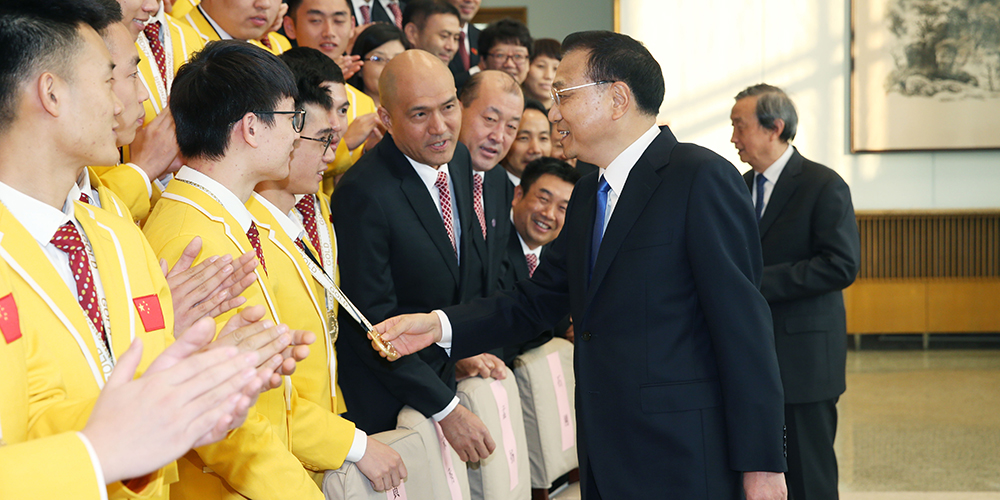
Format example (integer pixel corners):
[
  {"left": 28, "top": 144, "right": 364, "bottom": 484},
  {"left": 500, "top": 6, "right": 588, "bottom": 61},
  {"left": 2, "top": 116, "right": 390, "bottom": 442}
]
[
  {"left": 237, "top": 112, "right": 260, "bottom": 148},
  {"left": 512, "top": 184, "right": 524, "bottom": 207},
  {"left": 37, "top": 72, "right": 62, "bottom": 117},
  {"left": 770, "top": 118, "right": 785, "bottom": 142},
  {"left": 403, "top": 23, "right": 419, "bottom": 47},
  {"left": 610, "top": 81, "right": 631, "bottom": 121},
  {"left": 282, "top": 16, "right": 297, "bottom": 40},
  {"left": 377, "top": 106, "right": 392, "bottom": 133}
]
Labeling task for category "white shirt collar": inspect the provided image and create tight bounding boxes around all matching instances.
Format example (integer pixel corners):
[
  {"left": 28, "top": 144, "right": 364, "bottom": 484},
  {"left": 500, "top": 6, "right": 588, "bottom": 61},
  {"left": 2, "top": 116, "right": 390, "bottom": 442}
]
[
  {"left": 405, "top": 155, "right": 451, "bottom": 190},
  {"left": 759, "top": 144, "right": 793, "bottom": 184},
  {"left": 506, "top": 169, "right": 520, "bottom": 187},
  {"left": 251, "top": 192, "right": 305, "bottom": 241},
  {"left": 175, "top": 166, "right": 253, "bottom": 232},
  {"left": 0, "top": 180, "right": 75, "bottom": 246},
  {"left": 69, "top": 169, "right": 100, "bottom": 208},
  {"left": 599, "top": 124, "right": 660, "bottom": 196},
  {"left": 516, "top": 226, "right": 542, "bottom": 257},
  {"left": 148, "top": 4, "right": 168, "bottom": 42},
  {"left": 199, "top": 5, "right": 234, "bottom": 40}
]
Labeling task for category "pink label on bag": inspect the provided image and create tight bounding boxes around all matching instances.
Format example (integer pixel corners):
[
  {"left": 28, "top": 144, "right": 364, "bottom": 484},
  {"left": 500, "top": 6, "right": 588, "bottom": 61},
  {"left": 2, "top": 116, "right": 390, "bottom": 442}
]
[
  {"left": 433, "top": 420, "right": 463, "bottom": 500},
  {"left": 546, "top": 352, "right": 574, "bottom": 451},
  {"left": 488, "top": 379, "right": 519, "bottom": 491},
  {"left": 385, "top": 482, "right": 407, "bottom": 500}
]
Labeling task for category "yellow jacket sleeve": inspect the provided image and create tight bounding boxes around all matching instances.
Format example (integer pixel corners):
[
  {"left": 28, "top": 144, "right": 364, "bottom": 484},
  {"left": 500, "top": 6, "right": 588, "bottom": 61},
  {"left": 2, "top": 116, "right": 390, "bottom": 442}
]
[{"left": 0, "top": 432, "right": 105, "bottom": 500}]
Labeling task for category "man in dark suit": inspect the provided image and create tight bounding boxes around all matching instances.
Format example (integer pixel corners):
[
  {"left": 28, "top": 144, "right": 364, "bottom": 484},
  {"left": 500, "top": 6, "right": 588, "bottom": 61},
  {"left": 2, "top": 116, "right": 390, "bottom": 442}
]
[
  {"left": 331, "top": 49, "right": 496, "bottom": 463},
  {"left": 352, "top": 0, "right": 406, "bottom": 28},
  {"left": 498, "top": 157, "right": 580, "bottom": 364},
  {"left": 444, "top": 0, "right": 481, "bottom": 90},
  {"left": 452, "top": 69, "right": 522, "bottom": 379},
  {"left": 373, "top": 31, "right": 789, "bottom": 499},
  {"left": 731, "top": 84, "right": 860, "bottom": 500}
]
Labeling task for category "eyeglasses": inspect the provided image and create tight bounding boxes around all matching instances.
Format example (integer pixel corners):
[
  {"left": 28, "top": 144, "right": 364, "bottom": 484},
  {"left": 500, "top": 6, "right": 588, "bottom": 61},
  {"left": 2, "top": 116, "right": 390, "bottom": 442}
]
[
  {"left": 486, "top": 51, "right": 529, "bottom": 65},
  {"left": 550, "top": 81, "right": 614, "bottom": 106},
  {"left": 366, "top": 54, "right": 393, "bottom": 64},
  {"left": 253, "top": 110, "right": 306, "bottom": 133},
  {"left": 299, "top": 134, "right": 335, "bottom": 155}
]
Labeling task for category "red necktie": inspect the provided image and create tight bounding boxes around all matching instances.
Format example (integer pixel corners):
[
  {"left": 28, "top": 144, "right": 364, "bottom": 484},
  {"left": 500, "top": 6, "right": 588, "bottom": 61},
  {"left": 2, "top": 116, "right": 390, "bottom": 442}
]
[
  {"left": 246, "top": 222, "right": 267, "bottom": 274},
  {"left": 359, "top": 4, "right": 372, "bottom": 25},
  {"left": 259, "top": 35, "right": 273, "bottom": 50},
  {"left": 435, "top": 171, "right": 457, "bottom": 255},
  {"left": 79, "top": 192, "right": 92, "bottom": 204},
  {"left": 143, "top": 21, "right": 168, "bottom": 82},
  {"left": 458, "top": 31, "right": 470, "bottom": 71},
  {"left": 472, "top": 173, "right": 486, "bottom": 240},
  {"left": 525, "top": 253, "right": 538, "bottom": 278},
  {"left": 388, "top": 2, "right": 403, "bottom": 29},
  {"left": 295, "top": 196, "right": 324, "bottom": 267},
  {"left": 51, "top": 222, "right": 107, "bottom": 345}
]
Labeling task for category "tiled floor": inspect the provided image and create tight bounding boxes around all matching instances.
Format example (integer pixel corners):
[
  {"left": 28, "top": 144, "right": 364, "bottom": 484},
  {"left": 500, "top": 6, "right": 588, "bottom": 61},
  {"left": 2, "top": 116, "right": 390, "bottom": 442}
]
[{"left": 552, "top": 348, "right": 1000, "bottom": 499}]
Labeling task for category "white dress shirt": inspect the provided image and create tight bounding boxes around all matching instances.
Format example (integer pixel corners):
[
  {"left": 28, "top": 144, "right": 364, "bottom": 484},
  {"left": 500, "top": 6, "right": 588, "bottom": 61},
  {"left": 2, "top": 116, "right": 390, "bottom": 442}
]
[
  {"left": 353, "top": 0, "right": 401, "bottom": 25},
  {"left": 506, "top": 169, "right": 520, "bottom": 187},
  {"left": 405, "top": 156, "right": 462, "bottom": 263},
  {"left": 751, "top": 144, "right": 793, "bottom": 218}
]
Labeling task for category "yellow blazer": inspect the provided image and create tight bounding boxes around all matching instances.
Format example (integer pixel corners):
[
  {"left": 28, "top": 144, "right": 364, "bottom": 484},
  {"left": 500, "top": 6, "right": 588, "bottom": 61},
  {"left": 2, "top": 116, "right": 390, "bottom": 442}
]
[
  {"left": 138, "top": 15, "right": 206, "bottom": 125},
  {"left": 246, "top": 196, "right": 356, "bottom": 468},
  {"left": 168, "top": 0, "right": 199, "bottom": 19},
  {"left": 322, "top": 85, "right": 377, "bottom": 196},
  {"left": 87, "top": 165, "right": 146, "bottom": 222},
  {"left": 142, "top": 180, "right": 325, "bottom": 500},
  {"left": 0, "top": 199, "right": 175, "bottom": 499},
  {"left": 179, "top": 6, "right": 291, "bottom": 56},
  {"left": 0, "top": 275, "right": 105, "bottom": 500}
]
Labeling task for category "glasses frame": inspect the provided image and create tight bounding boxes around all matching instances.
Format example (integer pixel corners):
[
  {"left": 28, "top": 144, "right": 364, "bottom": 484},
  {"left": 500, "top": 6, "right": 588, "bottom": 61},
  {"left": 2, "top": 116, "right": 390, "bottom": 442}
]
[
  {"left": 299, "top": 134, "right": 335, "bottom": 155},
  {"left": 550, "top": 80, "right": 614, "bottom": 106},
  {"left": 486, "top": 51, "right": 530, "bottom": 65},
  {"left": 253, "top": 109, "right": 306, "bottom": 133}
]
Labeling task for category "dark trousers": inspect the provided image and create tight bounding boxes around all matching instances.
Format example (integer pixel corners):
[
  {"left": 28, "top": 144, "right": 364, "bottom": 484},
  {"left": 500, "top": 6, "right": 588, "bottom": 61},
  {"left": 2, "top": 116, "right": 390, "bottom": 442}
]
[
  {"left": 583, "top": 462, "right": 602, "bottom": 500},
  {"left": 785, "top": 397, "right": 840, "bottom": 500}
]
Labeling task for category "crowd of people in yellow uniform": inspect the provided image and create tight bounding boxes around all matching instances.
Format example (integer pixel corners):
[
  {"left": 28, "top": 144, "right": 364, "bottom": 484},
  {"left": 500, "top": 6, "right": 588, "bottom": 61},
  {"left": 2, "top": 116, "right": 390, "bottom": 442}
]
[{"left": 0, "top": 0, "right": 578, "bottom": 497}]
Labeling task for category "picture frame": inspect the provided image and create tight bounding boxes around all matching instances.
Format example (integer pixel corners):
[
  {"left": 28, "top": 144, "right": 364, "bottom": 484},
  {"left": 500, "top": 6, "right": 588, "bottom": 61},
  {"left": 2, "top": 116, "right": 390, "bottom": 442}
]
[{"left": 851, "top": 0, "right": 1000, "bottom": 152}]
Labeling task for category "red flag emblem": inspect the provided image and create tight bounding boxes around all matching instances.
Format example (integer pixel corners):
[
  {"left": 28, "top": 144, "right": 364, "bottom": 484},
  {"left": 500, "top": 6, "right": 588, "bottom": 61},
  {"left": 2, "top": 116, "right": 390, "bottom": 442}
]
[
  {"left": 133, "top": 294, "right": 165, "bottom": 332},
  {"left": 0, "top": 293, "right": 22, "bottom": 344}
]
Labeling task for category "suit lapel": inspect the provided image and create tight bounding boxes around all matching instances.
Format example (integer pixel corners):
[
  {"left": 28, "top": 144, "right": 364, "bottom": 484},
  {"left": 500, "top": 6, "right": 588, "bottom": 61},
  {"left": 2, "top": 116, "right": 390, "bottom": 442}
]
[
  {"left": 506, "top": 224, "right": 530, "bottom": 282},
  {"left": 758, "top": 148, "right": 803, "bottom": 239},
  {"left": 384, "top": 138, "right": 461, "bottom": 283},
  {"left": 585, "top": 131, "right": 672, "bottom": 306}
]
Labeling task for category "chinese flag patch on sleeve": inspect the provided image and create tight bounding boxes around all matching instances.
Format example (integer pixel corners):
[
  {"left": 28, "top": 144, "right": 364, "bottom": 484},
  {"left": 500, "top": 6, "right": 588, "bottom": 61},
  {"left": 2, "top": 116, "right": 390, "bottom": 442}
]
[
  {"left": 0, "top": 293, "right": 22, "bottom": 344},
  {"left": 133, "top": 294, "right": 165, "bottom": 332}
]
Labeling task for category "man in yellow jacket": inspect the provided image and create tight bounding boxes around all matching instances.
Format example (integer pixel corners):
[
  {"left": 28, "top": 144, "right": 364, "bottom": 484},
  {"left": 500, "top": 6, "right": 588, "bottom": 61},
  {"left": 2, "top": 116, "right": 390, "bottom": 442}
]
[
  {"left": 144, "top": 40, "right": 379, "bottom": 500},
  {"left": 178, "top": 0, "right": 291, "bottom": 54}
]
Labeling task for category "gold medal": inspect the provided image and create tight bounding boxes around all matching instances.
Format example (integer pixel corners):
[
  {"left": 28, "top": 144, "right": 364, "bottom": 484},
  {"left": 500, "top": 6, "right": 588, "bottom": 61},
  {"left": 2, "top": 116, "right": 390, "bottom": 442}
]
[{"left": 328, "top": 311, "right": 339, "bottom": 343}]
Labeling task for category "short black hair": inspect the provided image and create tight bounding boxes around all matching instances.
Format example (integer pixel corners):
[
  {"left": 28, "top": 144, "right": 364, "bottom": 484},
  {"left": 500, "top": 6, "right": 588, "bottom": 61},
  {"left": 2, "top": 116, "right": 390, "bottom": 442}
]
[
  {"left": 402, "top": 0, "right": 459, "bottom": 32},
  {"left": 171, "top": 40, "right": 298, "bottom": 161},
  {"left": 280, "top": 47, "right": 344, "bottom": 110},
  {"left": 458, "top": 70, "right": 521, "bottom": 107},
  {"left": 520, "top": 157, "right": 580, "bottom": 195},
  {"left": 531, "top": 38, "right": 560, "bottom": 62},
  {"left": 523, "top": 98, "right": 548, "bottom": 117},
  {"left": 286, "top": 0, "right": 354, "bottom": 19},
  {"left": 0, "top": 0, "right": 121, "bottom": 133},
  {"left": 734, "top": 83, "right": 798, "bottom": 142},
  {"left": 561, "top": 31, "right": 663, "bottom": 117},
  {"left": 479, "top": 19, "right": 532, "bottom": 59},
  {"left": 347, "top": 22, "right": 405, "bottom": 92}
]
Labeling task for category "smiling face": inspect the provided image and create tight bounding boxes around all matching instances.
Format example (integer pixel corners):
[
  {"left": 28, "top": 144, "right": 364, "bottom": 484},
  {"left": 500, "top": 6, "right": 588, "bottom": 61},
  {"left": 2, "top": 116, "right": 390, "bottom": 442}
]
[
  {"left": 117, "top": 0, "right": 159, "bottom": 37},
  {"left": 502, "top": 107, "right": 550, "bottom": 177},
  {"left": 407, "top": 13, "right": 461, "bottom": 64},
  {"left": 286, "top": 101, "right": 336, "bottom": 194},
  {"left": 512, "top": 173, "right": 573, "bottom": 249},
  {"left": 483, "top": 42, "right": 530, "bottom": 84},
  {"left": 283, "top": 0, "right": 354, "bottom": 59},
  {"left": 547, "top": 49, "right": 610, "bottom": 166},
  {"left": 459, "top": 73, "right": 523, "bottom": 172},
  {"left": 523, "top": 55, "right": 558, "bottom": 102},
  {"left": 380, "top": 51, "right": 461, "bottom": 168},
  {"left": 105, "top": 22, "right": 149, "bottom": 147},
  {"left": 201, "top": 0, "right": 283, "bottom": 41}
]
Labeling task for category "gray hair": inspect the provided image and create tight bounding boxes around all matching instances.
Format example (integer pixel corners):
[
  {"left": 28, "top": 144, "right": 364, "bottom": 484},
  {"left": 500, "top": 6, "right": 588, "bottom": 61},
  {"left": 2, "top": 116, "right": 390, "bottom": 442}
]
[{"left": 735, "top": 83, "right": 797, "bottom": 142}]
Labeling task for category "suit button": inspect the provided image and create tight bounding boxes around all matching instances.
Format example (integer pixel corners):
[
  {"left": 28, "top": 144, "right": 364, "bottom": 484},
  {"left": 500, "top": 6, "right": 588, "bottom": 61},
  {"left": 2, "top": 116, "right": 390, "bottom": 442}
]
[{"left": 581, "top": 331, "right": 592, "bottom": 341}]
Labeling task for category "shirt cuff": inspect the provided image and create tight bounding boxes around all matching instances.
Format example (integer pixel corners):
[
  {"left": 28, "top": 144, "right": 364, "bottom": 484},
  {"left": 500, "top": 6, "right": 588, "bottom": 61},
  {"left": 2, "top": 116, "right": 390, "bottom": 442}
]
[
  {"left": 431, "top": 396, "right": 460, "bottom": 422},
  {"left": 345, "top": 428, "right": 368, "bottom": 463},
  {"left": 76, "top": 431, "right": 110, "bottom": 499},
  {"left": 124, "top": 163, "right": 153, "bottom": 198},
  {"left": 434, "top": 309, "right": 452, "bottom": 356}
]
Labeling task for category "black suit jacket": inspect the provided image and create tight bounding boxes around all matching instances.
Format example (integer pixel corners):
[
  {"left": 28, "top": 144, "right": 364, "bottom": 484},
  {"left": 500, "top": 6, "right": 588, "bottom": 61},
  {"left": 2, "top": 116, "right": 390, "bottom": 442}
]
[
  {"left": 448, "top": 24, "right": 480, "bottom": 91},
  {"left": 496, "top": 223, "right": 554, "bottom": 364},
  {"left": 331, "top": 134, "right": 486, "bottom": 433},
  {"left": 744, "top": 148, "right": 860, "bottom": 405},
  {"left": 354, "top": 0, "right": 406, "bottom": 26},
  {"left": 443, "top": 127, "right": 786, "bottom": 498},
  {"left": 478, "top": 166, "right": 513, "bottom": 295}
]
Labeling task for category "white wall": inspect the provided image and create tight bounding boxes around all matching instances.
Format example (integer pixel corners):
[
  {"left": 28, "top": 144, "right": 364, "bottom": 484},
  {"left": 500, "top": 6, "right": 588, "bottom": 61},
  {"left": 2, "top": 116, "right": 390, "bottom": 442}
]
[
  {"left": 484, "top": 0, "right": 614, "bottom": 41},
  {"left": 620, "top": 0, "right": 1000, "bottom": 210}
]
